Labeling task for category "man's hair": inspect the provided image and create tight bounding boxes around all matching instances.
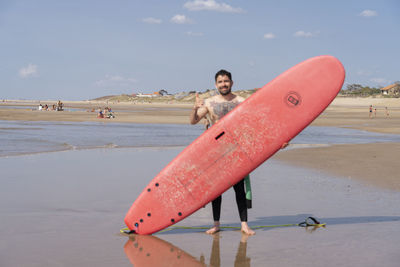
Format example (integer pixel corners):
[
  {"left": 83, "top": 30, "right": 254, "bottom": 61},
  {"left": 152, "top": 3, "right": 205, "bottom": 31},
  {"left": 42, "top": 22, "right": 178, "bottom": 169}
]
[{"left": 215, "top": 69, "right": 232, "bottom": 82}]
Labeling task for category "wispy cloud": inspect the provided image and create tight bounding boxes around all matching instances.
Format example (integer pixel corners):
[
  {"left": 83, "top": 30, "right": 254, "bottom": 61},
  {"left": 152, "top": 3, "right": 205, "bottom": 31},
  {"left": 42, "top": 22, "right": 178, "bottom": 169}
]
[
  {"left": 263, "top": 33, "right": 276, "bottom": 39},
  {"left": 293, "top": 30, "right": 318, "bottom": 38},
  {"left": 184, "top": 0, "right": 244, "bottom": 13},
  {"left": 359, "top": 10, "right": 378, "bottom": 17},
  {"left": 357, "top": 70, "right": 373, "bottom": 76},
  {"left": 248, "top": 61, "right": 256, "bottom": 68},
  {"left": 19, "top": 64, "right": 38, "bottom": 78},
  {"left": 95, "top": 75, "right": 137, "bottom": 87},
  {"left": 171, "top": 14, "right": 193, "bottom": 24},
  {"left": 186, "top": 31, "right": 204, "bottom": 36},
  {"left": 142, "top": 17, "right": 162, "bottom": 24},
  {"left": 370, "top": 77, "right": 389, "bottom": 84}
]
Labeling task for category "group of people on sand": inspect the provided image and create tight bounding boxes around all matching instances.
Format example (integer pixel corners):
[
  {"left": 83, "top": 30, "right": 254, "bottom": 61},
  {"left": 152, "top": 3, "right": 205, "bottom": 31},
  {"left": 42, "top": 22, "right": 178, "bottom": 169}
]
[
  {"left": 38, "top": 100, "right": 64, "bottom": 111},
  {"left": 97, "top": 107, "right": 115, "bottom": 119},
  {"left": 369, "top": 105, "right": 389, "bottom": 118}
]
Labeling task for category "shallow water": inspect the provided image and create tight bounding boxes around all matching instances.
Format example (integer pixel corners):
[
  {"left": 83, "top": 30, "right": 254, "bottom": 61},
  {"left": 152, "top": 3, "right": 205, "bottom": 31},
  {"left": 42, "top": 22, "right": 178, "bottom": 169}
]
[
  {"left": 0, "top": 121, "right": 204, "bottom": 157},
  {"left": 1, "top": 120, "right": 400, "bottom": 157}
]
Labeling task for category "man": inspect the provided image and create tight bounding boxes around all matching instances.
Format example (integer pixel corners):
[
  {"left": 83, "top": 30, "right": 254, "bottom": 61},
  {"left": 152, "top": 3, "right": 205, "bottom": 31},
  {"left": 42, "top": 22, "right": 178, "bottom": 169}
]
[{"left": 190, "top": 69, "right": 255, "bottom": 235}]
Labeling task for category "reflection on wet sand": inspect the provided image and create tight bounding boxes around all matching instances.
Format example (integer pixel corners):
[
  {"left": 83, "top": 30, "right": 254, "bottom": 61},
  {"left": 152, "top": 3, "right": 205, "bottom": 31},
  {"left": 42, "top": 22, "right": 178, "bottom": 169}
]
[
  {"left": 124, "top": 235, "right": 205, "bottom": 267},
  {"left": 210, "top": 233, "right": 251, "bottom": 267},
  {"left": 122, "top": 215, "right": 400, "bottom": 266},
  {"left": 123, "top": 233, "right": 252, "bottom": 267}
]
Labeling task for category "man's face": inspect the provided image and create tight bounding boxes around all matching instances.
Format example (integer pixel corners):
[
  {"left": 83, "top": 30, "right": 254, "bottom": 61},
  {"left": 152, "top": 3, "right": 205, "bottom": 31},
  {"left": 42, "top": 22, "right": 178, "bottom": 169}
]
[{"left": 215, "top": 75, "right": 233, "bottom": 96}]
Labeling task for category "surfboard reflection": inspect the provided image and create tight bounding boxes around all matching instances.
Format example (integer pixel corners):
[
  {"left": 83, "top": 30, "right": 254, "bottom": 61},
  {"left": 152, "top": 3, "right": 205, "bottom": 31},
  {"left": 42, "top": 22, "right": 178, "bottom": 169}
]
[
  {"left": 123, "top": 233, "right": 251, "bottom": 267},
  {"left": 124, "top": 235, "right": 205, "bottom": 267}
]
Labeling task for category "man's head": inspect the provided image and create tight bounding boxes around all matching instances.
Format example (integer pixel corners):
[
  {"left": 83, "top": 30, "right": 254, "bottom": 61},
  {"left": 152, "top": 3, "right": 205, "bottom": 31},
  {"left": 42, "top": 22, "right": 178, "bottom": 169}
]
[{"left": 215, "top": 69, "right": 233, "bottom": 96}]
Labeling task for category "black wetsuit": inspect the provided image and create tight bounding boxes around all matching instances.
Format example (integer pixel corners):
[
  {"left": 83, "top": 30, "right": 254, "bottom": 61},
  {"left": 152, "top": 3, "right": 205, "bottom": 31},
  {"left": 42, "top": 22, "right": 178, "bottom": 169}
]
[{"left": 211, "top": 179, "right": 248, "bottom": 221}]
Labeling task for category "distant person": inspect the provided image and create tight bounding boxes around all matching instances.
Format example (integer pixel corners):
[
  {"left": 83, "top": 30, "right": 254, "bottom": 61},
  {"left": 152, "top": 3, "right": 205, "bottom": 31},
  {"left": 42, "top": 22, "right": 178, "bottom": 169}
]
[
  {"left": 57, "top": 100, "right": 64, "bottom": 111},
  {"left": 38, "top": 104, "right": 43, "bottom": 111},
  {"left": 385, "top": 107, "right": 389, "bottom": 118},
  {"left": 97, "top": 109, "right": 104, "bottom": 118},
  {"left": 106, "top": 108, "right": 115, "bottom": 118},
  {"left": 369, "top": 105, "right": 373, "bottom": 118},
  {"left": 374, "top": 108, "right": 377, "bottom": 118}
]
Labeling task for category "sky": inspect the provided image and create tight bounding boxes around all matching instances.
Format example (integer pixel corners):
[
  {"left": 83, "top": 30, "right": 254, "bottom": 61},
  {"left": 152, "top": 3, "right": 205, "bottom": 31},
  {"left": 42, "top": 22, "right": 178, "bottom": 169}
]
[{"left": 1, "top": 0, "right": 399, "bottom": 100}]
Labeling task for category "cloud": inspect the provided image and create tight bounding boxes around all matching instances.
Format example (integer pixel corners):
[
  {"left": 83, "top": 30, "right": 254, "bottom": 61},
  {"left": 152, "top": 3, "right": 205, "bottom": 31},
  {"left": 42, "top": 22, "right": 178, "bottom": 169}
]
[
  {"left": 359, "top": 10, "right": 378, "bottom": 17},
  {"left": 293, "top": 30, "right": 318, "bottom": 38},
  {"left": 263, "top": 33, "right": 276, "bottom": 39},
  {"left": 186, "top": 31, "right": 204, "bottom": 36},
  {"left": 95, "top": 75, "right": 137, "bottom": 87},
  {"left": 357, "top": 70, "right": 373, "bottom": 76},
  {"left": 170, "top": 14, "right": 193, "bottom": 24},
  {"left": 184, "top": 0, "right": 244, "bottom": 13},
  {"left": 370, "top": 77, "right": 389, "bottom": 84},
  {"left": 19, "top": 64, "right": 38, "bottom": 78},
  {"left": 142, "top": 17, "right": 162, "bottom": 24},
  {"left": 248, "top": 61, "right": 256, "bottom": 68}
]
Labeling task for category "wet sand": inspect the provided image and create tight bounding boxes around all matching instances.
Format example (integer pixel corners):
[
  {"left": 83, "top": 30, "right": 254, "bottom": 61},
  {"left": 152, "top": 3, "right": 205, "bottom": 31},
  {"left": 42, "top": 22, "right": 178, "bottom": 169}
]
[
  {"left": 274, "top": 142, "right": 400, "bottom": 191},
  {"left": 1, "top": 97, "right": 400, "bottom": 266},
  {"left": 1, "top": 148, "right": 399, "bottom": 266}
]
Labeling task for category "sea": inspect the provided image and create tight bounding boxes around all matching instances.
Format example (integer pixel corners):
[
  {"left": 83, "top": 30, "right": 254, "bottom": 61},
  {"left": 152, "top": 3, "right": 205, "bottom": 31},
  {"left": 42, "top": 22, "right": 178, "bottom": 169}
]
[{"left": 1, "top": 120, "right": 400, "bottom": 157}]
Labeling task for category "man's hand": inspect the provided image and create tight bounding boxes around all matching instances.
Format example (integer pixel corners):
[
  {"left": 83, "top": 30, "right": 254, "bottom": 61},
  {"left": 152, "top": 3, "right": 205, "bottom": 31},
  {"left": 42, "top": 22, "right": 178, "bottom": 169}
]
[
  {"left": 194, "top": 92, "right": 204, "bottom": 109},
  {"left": 190, "top": 92, "right": 207, "bottom": 125}
]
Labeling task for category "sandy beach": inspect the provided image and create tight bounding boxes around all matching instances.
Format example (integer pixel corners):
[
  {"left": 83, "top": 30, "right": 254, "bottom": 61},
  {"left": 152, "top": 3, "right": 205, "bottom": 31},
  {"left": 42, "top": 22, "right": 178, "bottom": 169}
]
[
  {"left": 1, "top": 96, "right": 400, "bottom": 266},
  {"left": 1, "top": 97, "right": 400, "bottom": 131}
]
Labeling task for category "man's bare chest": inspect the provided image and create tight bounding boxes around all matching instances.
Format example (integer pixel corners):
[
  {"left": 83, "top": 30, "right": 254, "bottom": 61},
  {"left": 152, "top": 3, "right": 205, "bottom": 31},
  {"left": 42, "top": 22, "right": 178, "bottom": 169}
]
[{"left": 208, "top": 101, "right": 241, "bottom": 120}]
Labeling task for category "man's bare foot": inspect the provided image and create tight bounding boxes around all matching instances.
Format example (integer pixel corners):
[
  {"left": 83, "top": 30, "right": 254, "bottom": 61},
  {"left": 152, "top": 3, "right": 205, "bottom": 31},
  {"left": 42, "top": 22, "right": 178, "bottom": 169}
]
[
  {"left": 241, "top": 222, "right": 255, "bottom": 235},
  {"left": 206, "top": 226, "right": 220, "bottom": 234},
  {"left": 206, "top": 222, "right": 220, "bottom": 234}
]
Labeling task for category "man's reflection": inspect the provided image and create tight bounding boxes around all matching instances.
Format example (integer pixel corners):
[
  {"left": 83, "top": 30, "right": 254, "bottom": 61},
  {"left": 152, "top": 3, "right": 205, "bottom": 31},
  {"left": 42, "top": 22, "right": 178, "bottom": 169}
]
[
  {"left": 209, "top": 233, "right": 251, "bottom": 267},
  {"left": 123, "top": 233, "right": 251, "bottom": 267}
]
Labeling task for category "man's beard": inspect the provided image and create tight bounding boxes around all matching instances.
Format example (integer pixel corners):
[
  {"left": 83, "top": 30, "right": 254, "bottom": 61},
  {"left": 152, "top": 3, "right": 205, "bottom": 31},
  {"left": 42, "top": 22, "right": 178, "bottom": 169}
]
[{"left": 219, "top": 87, "right": 231, "bottom": 96}]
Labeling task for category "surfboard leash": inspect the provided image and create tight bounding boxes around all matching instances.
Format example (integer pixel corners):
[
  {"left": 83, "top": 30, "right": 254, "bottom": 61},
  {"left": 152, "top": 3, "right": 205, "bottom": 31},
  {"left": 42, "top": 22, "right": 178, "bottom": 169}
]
[{"left": 120, "top": 216, "right": 325, "bottom": 234}]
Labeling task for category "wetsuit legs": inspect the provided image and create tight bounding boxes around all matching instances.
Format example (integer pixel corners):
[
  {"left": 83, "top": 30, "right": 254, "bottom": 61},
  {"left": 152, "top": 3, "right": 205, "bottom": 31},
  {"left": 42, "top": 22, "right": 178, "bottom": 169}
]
[
  {"left": 233, "top": 179, "right": 248, "bottom": 222},
  {"left": 211, "top": 179, "right": 248, "bottom": 222},
  {"left": 211, "top": 196, "right": 222, "bottom": 221}
]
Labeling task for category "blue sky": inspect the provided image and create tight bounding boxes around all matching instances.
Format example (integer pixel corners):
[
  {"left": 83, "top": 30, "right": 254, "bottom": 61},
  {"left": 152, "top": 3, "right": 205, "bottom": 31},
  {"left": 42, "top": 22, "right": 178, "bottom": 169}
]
[{"left": 1, "top": 0, "right": 399, "bottom": 100}]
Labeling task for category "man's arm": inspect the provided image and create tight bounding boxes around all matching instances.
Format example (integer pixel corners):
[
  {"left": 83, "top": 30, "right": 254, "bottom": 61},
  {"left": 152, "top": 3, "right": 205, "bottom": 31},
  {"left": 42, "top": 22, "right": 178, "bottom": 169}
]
[{"left": 190, "top": 93, "right": 208, "bottom": 124}]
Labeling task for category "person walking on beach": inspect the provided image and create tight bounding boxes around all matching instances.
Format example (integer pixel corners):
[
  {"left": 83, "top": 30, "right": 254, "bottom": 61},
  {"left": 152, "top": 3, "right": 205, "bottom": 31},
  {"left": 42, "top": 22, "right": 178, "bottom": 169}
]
[
  {"left": 190, "top": 69, "right": 255, "bottom": 235},
  {"left": 369, "top": 105, "right": 373, "bottom": 118}
]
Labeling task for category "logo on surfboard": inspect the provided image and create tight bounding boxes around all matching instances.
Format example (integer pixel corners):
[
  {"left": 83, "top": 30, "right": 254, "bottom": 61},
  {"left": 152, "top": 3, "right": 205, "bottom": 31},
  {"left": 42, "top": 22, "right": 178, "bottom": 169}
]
[{"left": 285, "top": 91, "right": 302, "bottom": 107}]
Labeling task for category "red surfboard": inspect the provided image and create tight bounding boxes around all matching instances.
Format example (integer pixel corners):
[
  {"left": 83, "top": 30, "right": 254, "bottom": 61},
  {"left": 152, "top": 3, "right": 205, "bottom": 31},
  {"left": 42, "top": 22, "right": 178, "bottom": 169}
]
[{"left": 125, "top": 55, "right": 345, "bottom": 234}]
